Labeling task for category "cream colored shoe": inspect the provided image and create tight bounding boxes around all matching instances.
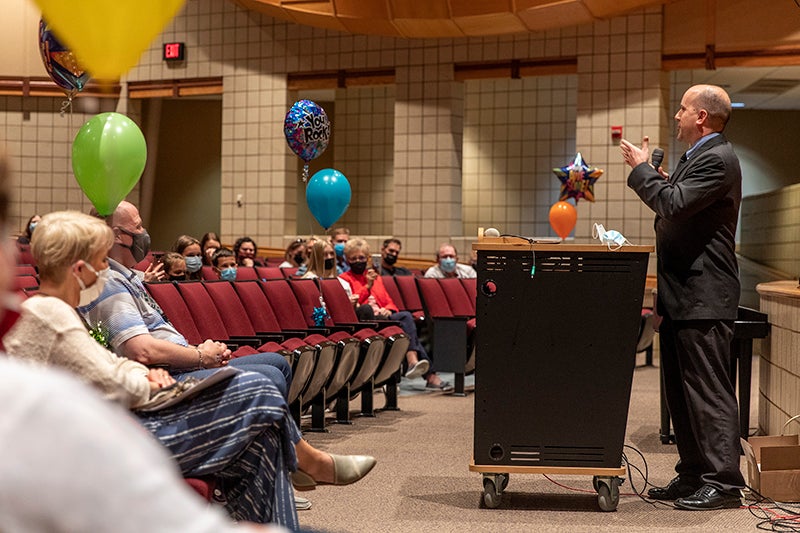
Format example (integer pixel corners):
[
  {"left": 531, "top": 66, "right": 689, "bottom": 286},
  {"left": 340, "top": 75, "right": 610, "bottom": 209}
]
[{"left": 292, "top": 454, "right": 376, "bottom": 491}]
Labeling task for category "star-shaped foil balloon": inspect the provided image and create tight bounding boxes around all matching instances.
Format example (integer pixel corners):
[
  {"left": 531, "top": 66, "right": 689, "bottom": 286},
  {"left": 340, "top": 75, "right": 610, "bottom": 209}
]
[{"left": 552, "top": 152, "right": 604, "bottom": 203}]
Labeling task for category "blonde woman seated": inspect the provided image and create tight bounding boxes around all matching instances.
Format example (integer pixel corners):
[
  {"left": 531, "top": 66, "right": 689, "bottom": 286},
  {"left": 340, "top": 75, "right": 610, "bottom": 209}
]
[
  {"left": 301, "top": 239, "right": 372, "bottom": 321},
  {"left": 4, "top": 211, "right": 374, "bottom": 527}
]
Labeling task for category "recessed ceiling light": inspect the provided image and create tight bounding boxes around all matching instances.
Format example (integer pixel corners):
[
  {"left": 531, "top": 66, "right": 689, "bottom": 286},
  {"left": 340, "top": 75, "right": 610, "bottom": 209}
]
[{"left": 731, "top": 102, "right": 746, "bottom": 108}]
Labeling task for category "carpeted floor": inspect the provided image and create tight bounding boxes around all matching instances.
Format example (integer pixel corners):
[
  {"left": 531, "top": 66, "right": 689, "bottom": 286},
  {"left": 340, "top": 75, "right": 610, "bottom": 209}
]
[{"left": 297, "top": 356, "right": 764, "bottom": 532}]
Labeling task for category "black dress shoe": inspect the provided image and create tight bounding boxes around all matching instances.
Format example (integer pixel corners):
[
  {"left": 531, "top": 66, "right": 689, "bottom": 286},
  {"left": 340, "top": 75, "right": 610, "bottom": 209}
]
[
  {"left": 674, "top": 485, "right": 743, "bottom": 511},
  {"left": 647, "top": 476, "right": 702, "bottom": 500}
]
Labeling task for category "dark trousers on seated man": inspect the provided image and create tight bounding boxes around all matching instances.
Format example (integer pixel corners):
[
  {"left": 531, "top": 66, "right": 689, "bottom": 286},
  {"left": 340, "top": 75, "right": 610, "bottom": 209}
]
[{"left": 660, "top": 314, "right": 745, "bottom": 493}]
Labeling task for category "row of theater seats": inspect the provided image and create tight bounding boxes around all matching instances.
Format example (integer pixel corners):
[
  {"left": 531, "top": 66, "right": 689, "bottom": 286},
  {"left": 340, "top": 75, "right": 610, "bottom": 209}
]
[
  {"left": 14, "top": 264, "right": 39, "bottom": 291},
  {"left": 142, "top": 276, "right": 480, "bottom": 430}
]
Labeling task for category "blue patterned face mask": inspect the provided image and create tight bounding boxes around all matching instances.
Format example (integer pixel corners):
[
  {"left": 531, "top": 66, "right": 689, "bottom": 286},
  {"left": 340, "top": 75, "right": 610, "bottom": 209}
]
[
  {"left": 592, "top": 223, "right": 629, "bottom": 251},
  {"left": 440, "top": 257, "right": 457, "bottom": 273},
  {"left": 219, "top": 267, "right": 237, "bottom": 281},
  {"left": 334, "top": 243, "right": 345, "bottom": 257}
]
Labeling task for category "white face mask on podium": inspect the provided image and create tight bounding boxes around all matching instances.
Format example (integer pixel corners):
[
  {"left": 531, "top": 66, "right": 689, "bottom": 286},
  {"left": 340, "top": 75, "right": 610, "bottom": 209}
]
[{"left": 592, "top": 223, "right": 630, "bottom": 251}]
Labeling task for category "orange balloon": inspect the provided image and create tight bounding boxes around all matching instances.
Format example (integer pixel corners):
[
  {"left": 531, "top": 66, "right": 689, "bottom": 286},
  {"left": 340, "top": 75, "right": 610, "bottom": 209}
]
[{"left": 549, "top": 201, "right": 577, "bottom": 239}]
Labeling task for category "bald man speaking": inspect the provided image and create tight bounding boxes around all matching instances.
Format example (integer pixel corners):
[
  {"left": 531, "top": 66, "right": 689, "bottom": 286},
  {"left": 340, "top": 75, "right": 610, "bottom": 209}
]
[{"left": 621, "top": 85, "right": 745, "bottom": 511}]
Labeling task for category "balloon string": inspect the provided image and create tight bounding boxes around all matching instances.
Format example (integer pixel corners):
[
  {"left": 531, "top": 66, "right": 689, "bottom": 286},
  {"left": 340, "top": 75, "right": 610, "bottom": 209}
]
[
  {"left": 59, "top": 95, "right": 73, "bottom": 117},
  {"left": 302, "top": 164, "right": 309, "bottom": 183}
]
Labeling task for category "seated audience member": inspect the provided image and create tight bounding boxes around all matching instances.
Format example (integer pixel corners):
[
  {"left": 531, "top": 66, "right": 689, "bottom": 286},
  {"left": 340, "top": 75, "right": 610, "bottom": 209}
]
[
  {"left": 234, "top": 236, "right": 264, "bottom": 267},
  {"left": 17, "top": 213, "right": 41, "bottom": 245},
  {"left": 301, "top": 240, "right": 372, "bottom": 321},
  {"left": 424, "top": 243, "right": 477, "bottom": 279},
  {"left": 212, "top": 247, "right": 238, "bottom": 281},
  {"left": 379, "top": 238, "right": 412, "bottom": 276},
  {"left": 330, "top": 227, "right": 350, "bottom": 274},
  {"left": 90, "top": 204, "right": 166, "bottom": 283},
  {"left": 160, "top": 252, "right": 187, "bottom": 282},
  {"left": 200, "top": 231, "right": 222, "bottom": 266},
  {"left": 279, "top": 239, "right": 307, "bottom": 269},
  {"left": 340, "top": 239, "right": 452, "bottom": 391},
  {"left": 295, "top": 235, "right": 319, "bottom": 277},
  {"left": 7, "top": 210, "right": 375, "bottom": 526},
  {"left": 172, "top": 234, "right": 204, "bottom": 280},
  {"left": 0, "top": 358, "right": 283, "bottom": 532}
]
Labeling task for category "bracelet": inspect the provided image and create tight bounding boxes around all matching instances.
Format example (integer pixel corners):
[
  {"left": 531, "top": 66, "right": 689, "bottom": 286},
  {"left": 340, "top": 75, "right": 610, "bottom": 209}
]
[{"left": 196, "top": 347, "right": 204, "bottom": 369}]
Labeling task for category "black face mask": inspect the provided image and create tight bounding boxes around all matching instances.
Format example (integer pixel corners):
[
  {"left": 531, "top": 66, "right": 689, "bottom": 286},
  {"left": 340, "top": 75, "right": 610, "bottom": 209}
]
[
  {"left": 169, "top": 275, "right": 186, "bottom": 282},
  {"left": 384, "top": 254, "right": 397, "bottom": 265},
  {"left": 293, "top": 253, "right": 305, "bottom": 265},
  {"left": 349, "top": 261, "right": 367, "bottom": 275},
  {"left": 324, "top": 258, "right": 335, "bottom": 270},
  {"left": 118, "top": 227, "right": 151, "bottom": 263}
]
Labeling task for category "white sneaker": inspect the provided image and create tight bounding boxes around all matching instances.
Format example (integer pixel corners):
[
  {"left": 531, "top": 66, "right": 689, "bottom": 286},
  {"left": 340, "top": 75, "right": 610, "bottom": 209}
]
[{"left": 404, "top": 359, "right": 430, "bottom": 379}]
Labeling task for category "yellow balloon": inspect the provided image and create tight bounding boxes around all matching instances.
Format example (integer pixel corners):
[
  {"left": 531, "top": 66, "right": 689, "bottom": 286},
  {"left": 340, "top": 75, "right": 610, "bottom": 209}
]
[{"left": 33, "top": 0, "right": 186, "bottom": 81}]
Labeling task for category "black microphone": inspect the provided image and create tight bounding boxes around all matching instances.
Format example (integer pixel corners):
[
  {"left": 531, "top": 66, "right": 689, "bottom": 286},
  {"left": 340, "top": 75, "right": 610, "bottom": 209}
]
[{"left": 651, "top": 148, "right": 664, "bottom": 171}]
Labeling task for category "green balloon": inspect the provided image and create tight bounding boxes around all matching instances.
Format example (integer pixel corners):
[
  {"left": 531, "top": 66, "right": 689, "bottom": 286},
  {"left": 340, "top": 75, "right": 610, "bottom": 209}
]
[{"left": 72, "top": 112, "right": 146, "bottom": 216}]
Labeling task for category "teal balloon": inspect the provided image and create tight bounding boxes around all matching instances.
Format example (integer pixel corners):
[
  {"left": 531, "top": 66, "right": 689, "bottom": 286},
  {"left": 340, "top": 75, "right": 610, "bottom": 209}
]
[
  {"left": 72, "top": 112, "right": 146, "bottom": 216},
  {"left": 306, "top": 168, "right": 351, "bottom": 230}
]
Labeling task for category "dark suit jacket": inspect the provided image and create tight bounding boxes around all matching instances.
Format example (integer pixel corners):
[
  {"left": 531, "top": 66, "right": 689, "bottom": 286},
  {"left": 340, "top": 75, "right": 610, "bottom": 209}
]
[{"left": 628, "top": 134, "right": 741, "bottom": 321}]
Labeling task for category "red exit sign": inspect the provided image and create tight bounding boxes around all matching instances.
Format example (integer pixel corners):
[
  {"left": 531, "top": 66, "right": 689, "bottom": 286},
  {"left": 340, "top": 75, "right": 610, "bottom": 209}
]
[{"left": 163, "top": 42, "right": 185, "bottom": 61}]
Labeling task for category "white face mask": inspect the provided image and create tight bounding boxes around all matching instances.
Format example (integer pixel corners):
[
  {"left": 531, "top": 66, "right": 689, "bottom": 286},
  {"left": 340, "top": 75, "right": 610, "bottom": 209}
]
[
  {"left": 592, "top": 223, "right": 630, "bottom": 251},
  {"left": 74, "top": 262, "right": 110, "bottom": 307}
]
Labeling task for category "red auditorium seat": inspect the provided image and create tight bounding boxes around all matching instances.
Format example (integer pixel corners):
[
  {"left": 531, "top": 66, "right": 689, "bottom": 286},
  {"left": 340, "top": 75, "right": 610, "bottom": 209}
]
[
  {"left": 144, "top": 282, "right": 205, "bottom": 346},
  {"left": 255, "top": 266, "right": 284, "bottom": 280},
  {"left": 15, "top": 243, "right": 36, "bottom": 266},
  {"left": 415, "top": 278, "right": 474, "bottom": 395},
  {"left": 235, "top": 267, "right": 259, "bottom": 280},
  {"left": 460, "top": 278, "right": 477, "bottom": 314},
  {"left": 318, "top": 278, "right": 411, "bottom": 412},
  {"left": 380, "top": 276, "right": 406, "bottom": 313},
  {"left": 253, "top": 280, "right": 339, "bottom": 419},
  {"left": 263, "top": 278, "right": 385, "bottom": 421},
  {"left": 201, "top": 266, "right": 217, "bottom": 281},
  {"left": 280, "top": 267, "right": 299, "bottom": 278},
  {"left": 205, "top": 279, "right": 347, "bottom": 430},
  {"left": 394, "top": 275, "right": 426, "bottom": 320},
  {"left": 14, "top": 274, "right": 38, "bottom": 291},
  {"left": 15, "top": 264, "right": 37, "bottom": 277}
]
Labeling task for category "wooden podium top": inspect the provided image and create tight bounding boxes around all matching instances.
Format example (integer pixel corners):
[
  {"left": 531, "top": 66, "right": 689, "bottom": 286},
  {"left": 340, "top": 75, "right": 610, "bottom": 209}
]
[{"left": 472, "top": 236, "right": 654, "bottom": 254}]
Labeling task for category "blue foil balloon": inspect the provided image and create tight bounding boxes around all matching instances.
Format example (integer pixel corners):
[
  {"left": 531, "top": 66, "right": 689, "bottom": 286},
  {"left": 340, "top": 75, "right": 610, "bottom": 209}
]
[
  {"left": 284, "top": 99, "right": 330, "bottom": 181},
  {"left": 306, "top": 168, "right": 351, "bottom": 230}
]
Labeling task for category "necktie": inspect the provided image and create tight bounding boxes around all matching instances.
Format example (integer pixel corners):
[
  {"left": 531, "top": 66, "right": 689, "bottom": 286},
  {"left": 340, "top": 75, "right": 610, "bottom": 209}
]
[{"left": 670, "top": 153, "right": 689, "bottom": 183}]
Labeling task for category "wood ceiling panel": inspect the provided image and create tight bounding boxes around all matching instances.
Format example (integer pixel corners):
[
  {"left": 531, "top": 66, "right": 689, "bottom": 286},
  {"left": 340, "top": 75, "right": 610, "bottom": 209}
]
[
  {"left": 454, "top": 14, "right": 528, "bottom": 37},
  {"left": 389, "top": 0, "right": 451, "bottom": 19},
  {"left": 517, "top": 3, "right": 594, "bottom": 32},
  {"left": 450, "top": 0, "right": 514, "bottom": 18},
  {"left": 239, "top": 0, "right": 668, "bottom": 37},
  {"left": 392, "top": 18, "right": 464, "bottom": 38}
]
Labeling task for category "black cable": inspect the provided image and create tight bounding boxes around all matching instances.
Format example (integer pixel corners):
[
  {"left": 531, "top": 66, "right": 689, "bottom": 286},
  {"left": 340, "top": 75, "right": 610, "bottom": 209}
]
[
  {"left": 498, "top": 233, "right": 536, "bottom": 277},
  {"left": 745, "top": 483, "right": 800, "bottom": 532},
  {"left": 621, "top": 445, "right": 676, "bottom": 509}
]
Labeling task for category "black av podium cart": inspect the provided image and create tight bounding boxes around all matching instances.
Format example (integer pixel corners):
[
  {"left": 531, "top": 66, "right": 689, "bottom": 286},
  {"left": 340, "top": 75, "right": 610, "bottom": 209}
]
[{"left": 470, "top": 238, "right": 653, "bottom": 511}]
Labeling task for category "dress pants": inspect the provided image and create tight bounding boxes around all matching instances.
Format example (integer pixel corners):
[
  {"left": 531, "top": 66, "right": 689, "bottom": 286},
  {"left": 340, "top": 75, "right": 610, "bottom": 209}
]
[{"left": 659, "top": 314, "right": 745, "bottom": 492}]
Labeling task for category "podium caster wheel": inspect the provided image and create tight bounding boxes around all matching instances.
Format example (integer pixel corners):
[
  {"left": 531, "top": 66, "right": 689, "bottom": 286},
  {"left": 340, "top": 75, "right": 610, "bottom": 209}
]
[
  {"left": 482, "top": 476, "right": 504, "bottom": 509},
  {"left": 595, "top": 476, "right": 620, "bottom": 512}
]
